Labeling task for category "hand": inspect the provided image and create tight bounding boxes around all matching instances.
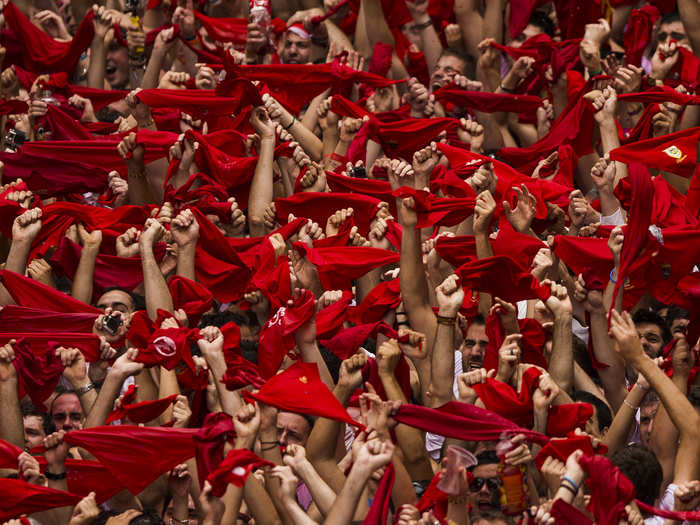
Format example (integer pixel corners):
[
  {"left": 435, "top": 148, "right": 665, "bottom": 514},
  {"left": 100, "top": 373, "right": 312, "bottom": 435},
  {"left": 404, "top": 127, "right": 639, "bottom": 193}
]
[
  {"left": 69, "top": 492, "right": 99, "bottom": 525},
  {"left": 325, "top": 207, "right": 353, "bottom": 237},
  {"left": 197, "top": 326, "right": 224, "bottom": 360},
  {"left": 18, "top": 451, "right": 43, "bottom": 485},
  {"left": 388, "top": 159, "right": 416, "bottom": 191},
  {"left": 77, "top": 224, "right": 102, "bottom": 249},
  {"left": 289, "top": 248, "right": 319, "bottom": 291},
  {"left": 444, "top": 23, "right": 462, "bottom": 49},
  {"left": 543, "top": 280, "right": 573, "bottom": 318},
  {"left": 477, "top": 38, "right": 500, "bottom": 71},
  {"left": 585, "top": 87, "right": 617, "bottom": 124},
  {"left": 652, "top": 105, "right": 675, "bottom": 137},
  {"left": 245, "top": 21, "right": 269, "bottom": 57},
  {"left": 609, "top": 310, "right": 646, "bottom": 364},
  {"left": 532, "top": 372, "right": 560, "bottom": 412},
  {"left": 168, "top": 463, "right": 192, "bottom": 499},
  {"left": 608, "top": 226, "right": 623, "bottom": 268},
  {"left": 195, "top": 63, "right": 217, "bottom": 90},
  {"left": 531, "top": 248, "right": 554, "bottom": 281},
  {"left": 116, "top": 227, "right": 141, "bottom": 258},
  {"left": 530, "top": 503, "right": 555, "bottom": 525},
  {"left": 108, "top": 172, "right": 128, "bottom": 206},
  {"left": 57, "top": 347, "right": 88, "bottom": 385},
  {"left": 504, "top": 434, "right": 532, "bottom": 466},
  {"left": 339, "top": 116, "right": 366, "bottom": 143},
  {"left": 563, "top": 449, "right": 586, "bottom": 486},
  {"left": 435, "top": 274, "right": 464, "bottom": 318},
  {"left": 352, "top": 432, "right": 395, "bottom": 474},
  {"left": 496, "top": 333, "right": 522, "bottom": 384},
  {"left": 651, "top": 41, "right": 679, "bottom": 81},
  {"left": 568, "top": 189, "right": 590, "bottom": 229},
  {"left": 572, "top": 274, "right": 604, "bottom": 313},
  {"left": 93, "top": 308, "right": 130, "bottom": 342},
  {"left": 504, "top": 184, "right": 536, "bottom": 233},
  {"left": 117, "top": 132, "right": 145, "bottom": 169},
  {"left": 590, "top": 156, "right": 616, "bottom": 193},
  {"left": 92, "top": 5, "right": 114, "bottom": 41},
  {"left": 139, "top": 218, "right": 166, "bottom": 251},
  {"left": 12, "top": 208, "right": 42, "bottom": 243},
  {"left": 44, "top": 430, "right": 69, "bottom": 470},
  {"left": 337, "top": 352, "right": 368, "bottom": 391},
  {"left": 673, "top": 480, "right": 700, "bottom": 512},
  {"left": 317, "top": 96, "right": 338, "bottom": 132},
  {"left": 457, "top": 368, "right": 492, "bottom": 403},
  {"left": 369, "top": 218, "right": 391, "bottom": 250},
  {"left": 398, "top": 327, "right": 427, "bottom": 361},
  {"left": 491, "top": 297, "right": 519, "bottom": 334},
  {"left": 126, "top": 26, "right": 146, "bottom": 58},
  {"left": 402, "top": 77, "right": 429, "bottom": 116},
  {"left": 4, "top": 182, "right": 33, "bottom": 209},
  {"left": 583, "top": 18, "right": 610, "bottom": 47},
  {"left": 172, "top": 395, "right": 192, "bottom": 428},
  {"left": 26, "top": 258, "right": 55, "bottom": 288},
  {"left": 299, "top": 162, "right": 327, "bottom": 192},
  {"left": 199, "top": 482, "right": 225, "bottom": 525},
  {"left": 283, "top": 443, "right": 308, "bottom": 473},
  {"left": 458, "top": 118, "right": 485, "bottom": 153},
  {"left": 474, "top": 190, "right": 496, "bottom": 235},
  {"left": 153, "top": 27, "right": 177, "bottom": 55},
  {"left": 398, "top": 196, "right": 418, "bottom": 228},
  {"left": 125, "top": 89, "right": 152, "bottom": 128},
  {"left": 171, "top": 208, "right": 199, "bottom": 247},
  {"left": 269, "top": 466, "right": 298, "bottom": 501},
  {"left": 502, "top": 56, "right": 535, "bottom": 91},
  {"left": 412, "top": 143, "right": 439, "bottom": 181},
  {"left": 172, "top": 0, "right": 196, "bottom": 39},
  {"left": 110, "top": 348, "right": 144, "bottom": 379},
  {"left": 406, "top": 0, "right": 428, "bottom": 18},
  {"left": 376, "top": 339, "right": 401, "bottom": 377},
  {"left": 614, "top": 65, "right": 643, "bottom": 94},
  {"left": 249, "top": 107, "right": 275, "bottom": 140},
  {"left": 68, "top": 95, "right": 97, "bottom": 123},
  {"left": 158, "top": 71, "right": 190, "bottom": 90},
  {"left": 539, "top": 456, "right": 566, "bottom": 495},
  {"left": 33, "top": 10, "right": 71, "bottom": 40},
  {"left": 262, "top": 94, "right": 288, "bottom": 123},
  {"left": 670, "top": 333, "right": 695, "bottom": 378},
  {"left": 536, "top": 100, "right": 554, "bottom": 137}
]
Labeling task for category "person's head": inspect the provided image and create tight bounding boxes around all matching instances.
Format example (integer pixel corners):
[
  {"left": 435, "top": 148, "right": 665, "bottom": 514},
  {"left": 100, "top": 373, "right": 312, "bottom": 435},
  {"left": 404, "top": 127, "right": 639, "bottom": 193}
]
[
  {"left": 507, "top": 11, "right": 554, "bottom": 47},
  {"left": 94, "top": 509, "right": 164, "bottom": 525},
  {"left": 639, "top": 390, "right": 660, "bottom": 448},
  {"left": 430, "top": 48, "right": 469, "bottom": 92},
  {"left": 50, "top": 387, "right": 84, "bottom": 432},
  {"left": 633, "top": 310, "right": 670, "bottom": 358},
  {"left": 665, "top": 305, "right": 690, "bottom": 336},
  {"left": 276, "top": 411, "right": 313, "bottom": 447},
  {"left": 104, "top": 37, "right": 130, "bottom": 90},
  {"left": 21, "top": 403, "right": 53, "bottom": 450},
  {"left": 656, "top": 12, "right": 690, "bottom": 50},
  {"left": 460, "top": 314, "right": 488, "bottom": 369},
  {"left": 279, "top": 25, "right": 312, "bottom": 65},
  {"left": 468, "top": 450, "right": 501, "bottom": 513},
  {"left": 572, "top": 391, "right": 612, "bottom": 438},
  {"left": 610, "top": 444, "right": 662, "bottom": 506},
  {"left": 472, "top": 511, "right": 513, "bottom": 525},
  {"left": 96, "top": 287, "right": 139, "bottom": 315}
]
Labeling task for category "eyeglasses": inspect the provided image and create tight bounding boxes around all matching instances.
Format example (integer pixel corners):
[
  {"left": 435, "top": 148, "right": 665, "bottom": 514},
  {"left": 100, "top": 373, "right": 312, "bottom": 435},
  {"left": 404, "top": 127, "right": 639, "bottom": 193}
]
[
  {"left": 657, "top": 31, "right": 685, "bottom": 43},
  {"left": 470, "top": 476, "right": 502, "bottom": 492}
]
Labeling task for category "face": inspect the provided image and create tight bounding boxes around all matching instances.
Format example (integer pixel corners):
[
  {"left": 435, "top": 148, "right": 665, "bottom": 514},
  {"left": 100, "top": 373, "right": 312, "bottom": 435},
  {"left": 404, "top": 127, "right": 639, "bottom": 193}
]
[
  {"left": 105, "top": 41, "right": 130, "bottom": 89},
  {"left": 51, "top": 393, "right": 84, "bottom": 432},
  {"left": 23, "top": 415, "right": 46, "bottom": 450},
  {"left": 657, "top": 21, "right": 690, "bottom": 49},
  {"left": 276, "top": 412, "right": 311, "bottom": 447},
  {"left": 97, "top": 289, "right": 135, "bottom": 315},
  {"left": 461, "top": 323, "right": 488, "bottom": 369},
  {"left": 636, "top": 322, "right": 664, "bottom": 358},
  {"left": 468, "top": 463, "right": 501, "bottom": 513},
  {"left": 400, "top": 21, "right": 422, "bottom": 48},
  {"left": 670, "top": 317, "right": 689, "bottom": 336},
  {"left": 430, "top": 55, "right": 466, "bottom": 92},
  {"left": 639, "top": 401, "right": 659, "bottom": 447},
  {"left": 280, "top": 33, "right": 312, "bottom": 65},
  {"left": 507, "top": 23, "right": 542, "bottom": 48}
]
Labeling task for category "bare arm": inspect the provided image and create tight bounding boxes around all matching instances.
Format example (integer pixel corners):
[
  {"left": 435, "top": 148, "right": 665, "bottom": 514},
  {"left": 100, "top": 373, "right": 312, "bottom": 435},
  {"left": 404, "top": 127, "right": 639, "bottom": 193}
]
[
  {"left": 602, "top": 381, "right": 648, "bottom": 455},
  {"left": 71, "top": 227, "right": 102, "bottom": 305},
  {"left": 429, "top": 275, "right": 463, "bottom": 407},
  {"left": 0, "top": 342, "right": 23, "bottom": 448},
  {"left": 248, "top": 107, "right": 277, "bottom": 237},
  {"left": 544, "top": 282, "right": 574, "bottom": 395},
  {"left": 678, "top": 0, "right": 700, "bottom": 53},
  {"left": 139, "top": 219, "right": 174, "bottom": 320}
]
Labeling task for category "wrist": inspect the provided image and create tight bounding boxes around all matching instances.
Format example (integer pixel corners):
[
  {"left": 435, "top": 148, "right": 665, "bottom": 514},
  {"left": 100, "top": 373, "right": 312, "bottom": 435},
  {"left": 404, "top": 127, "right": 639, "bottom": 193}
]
[
  {"left": 437, "top": 308, "right": 458, "bottom": 318},
  {"left": 234, "top": 436, "right": 256, "bottom": 450}
]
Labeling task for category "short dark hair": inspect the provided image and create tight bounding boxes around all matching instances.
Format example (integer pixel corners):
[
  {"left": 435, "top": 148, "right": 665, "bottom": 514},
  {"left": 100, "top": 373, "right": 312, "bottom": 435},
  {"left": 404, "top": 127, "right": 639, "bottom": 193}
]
[
  {"left": 660, "top": 11, "right": 681, "bottom": 25},
  {"left": 610, "top": 444, "right": 662, "bottom": 505},
  {"left": 529, "top": 11, "right": 555, "bottom": 37},
  {"left": 49, "top": 386, "right": 80, "bottom": 415},
  {"left": 633, "top": 310, "right": 671, "bottom": 346},
  {"left": 21, "top": 402, "right": 55, "bottom": 434},
  {"left": 98, "top": 286, "right": 144, "bottom": 311},
  {"left": 469, "top": 313, "right": 486, "bottom": 327},
  {"left": 473, "top": 450, "right": 500, "bottom": 467},
  {"left": 572, "top": 390, "right": 612, "bottom": 433},
  {"left": 439, "top": 47, "right": 473, "bottom": 76},
  {"left": 665, "top": 304, "right": 689, "bottom": 325},
  {"left": 198, "top": 310, "right": 247, "bottom": 329}
]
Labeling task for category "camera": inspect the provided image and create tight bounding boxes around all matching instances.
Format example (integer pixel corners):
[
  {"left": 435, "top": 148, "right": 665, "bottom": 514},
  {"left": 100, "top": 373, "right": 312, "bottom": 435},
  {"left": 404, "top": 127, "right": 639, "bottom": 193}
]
[
  {"left": 102, "top": 314, "right": 124, "bottom": 335},
  {"left": 352, "top": 165, "right": 367, "bottom": 179},
  {"left": 5, "top": 129, "right": 26, "bottom": 151}
]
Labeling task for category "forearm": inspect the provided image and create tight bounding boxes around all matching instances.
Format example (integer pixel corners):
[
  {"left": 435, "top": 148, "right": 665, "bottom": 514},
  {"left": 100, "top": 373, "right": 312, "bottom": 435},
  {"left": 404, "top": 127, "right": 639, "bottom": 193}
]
[
  {"left": 603, "top": 383, "right": 647, "bottom": 454},
  {"left": 219, "top": 483, "right": 245, "bottom": 525},
  {"left": 650, "top": 373, "right": 687, "bottom": 486},
  {"left": 357, "top": 0, "right": 394, "bottom": 56},
  {"left": 322, "top": 467, "right": 370, "bottom": 525},
  {"left": 281, "top": 495, "right": 319, "bottom": 525},
  {"left": 307, "top": 386, "right": 349, "bottom": 464},
  {"left": 415, "top": 17, "right": 443, "bottom": 74},
  {"left": 141, "top": 50, "right": 168, "bottom": 90},
  {"left": 598, "top": 187, "right": 621, "bottom": 217},
  {"left": 429, "top": 322, "right": 456, "bottom": 407},
  {"left": 298, "top": 341, "right": 334, "bottom": 391},
  {"left": 71, "top": 244, "right": 99, "bottom": 304},
  {"left": 175, "top": 243, "right": 196, "bottom": 281},
  {"left": 286, "top": 118, "right": 323, "bottom": 162},
  {"left": 5, "top": 239, "right": 32, "bottom": 275},
  {"left": 158, "top": 367, "right": 181, "bottom": 424},
  {"left": 248, "top": 137, "right": 276, "bottom": 237},
  {"left": 141, "top": 248, "right": 174, "bottom": 320},
  {"left": 243, "top": 476, "right": 281, "bottom": 525},
  {"left": 399, "top": 224, "right": 431, "bottom": 319},
  {"left": 453, "top": 0, "right": 481, "bottom": 60},
  {"left": 127, "top": 166, "right": 158, "bottom": 206},
  {"left": 678, "top": 0, "right": 700, "bottom": 53},
  {"left": 207, "top": 355, "right": 242, "bottom": 417},
  {"left": 85, "top": 372, "right": 127, "bottom": 428},
  {"left": 590, "top": 311, "right": 628, "bottom": 412},
  {"left": 301, "top": 89, "right": 330, "bottom": 135},
  {"left": 547, "top": 314, "right": 574, "bottom": 394},
  {"left": 88, "top": 41, "right": 106, "bottom": 89},
  {"left": 68, "top": 375, "right": 99, "bottom": 419},
  {"left": 0, "top": 379, "right": 23, "bottom": 447},
  {"left": 294, "top": 461, "right": 337, "bottom": 517}
]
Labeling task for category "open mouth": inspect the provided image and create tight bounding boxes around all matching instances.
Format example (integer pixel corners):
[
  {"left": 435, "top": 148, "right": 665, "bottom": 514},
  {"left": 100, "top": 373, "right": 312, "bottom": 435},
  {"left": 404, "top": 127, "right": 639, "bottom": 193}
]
[{"left": 105, "top": 63, "right": 117, "bottom": 77}]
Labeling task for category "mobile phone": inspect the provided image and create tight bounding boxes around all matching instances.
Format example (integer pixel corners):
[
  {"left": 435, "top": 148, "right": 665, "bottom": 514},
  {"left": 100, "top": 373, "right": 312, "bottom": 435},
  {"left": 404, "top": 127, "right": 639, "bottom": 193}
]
[
  {"left": 102, "top": 314, "right": 123, "bottom": 335},
  {"left": 5, "top": 129, "right": 26, "bottom": 151},
  {"left": 352, "top": 166, "right": 367, "bottom": 178}
]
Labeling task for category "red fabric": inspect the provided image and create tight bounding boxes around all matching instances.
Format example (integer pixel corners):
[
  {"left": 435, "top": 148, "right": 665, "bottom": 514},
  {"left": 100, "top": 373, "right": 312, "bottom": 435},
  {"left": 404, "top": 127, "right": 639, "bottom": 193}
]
[
  {"left": 623, "top": 6, "right": 661, "bottom": 66},
  {"left": 578, "top": 454, "right": 635, "bottom": 525},
  {"left": 434, "top": 235, "right": 477, "bottom": 267},
  {"left": 257, "top": 290, "right": 315, "bottom": 378},
  {"left": 193, "top": 12, "right": 247, "bottom": 45},
  {"left": 207, "top": 449, "right": 274, "bottom": 497},
  {"left": 136, "top": 324, "right": 200, "bottom": 372},
  {"left": 393, "top": 187, "right": 475, "bottom": 228},
  {"left": 11, "top": 337, "right": 65, "bottom": 409},
  {"left": 534, "top": 434, "right": 607, "bottom": 470},
  {"left": 168, "top": 276, "right": 214, "bottom": 328},
  {"left": 549, "top": 499, "right": 594, "bottom": 525},
  {"left": 394, "top": 401, "right": 548, "bottom": 444},
  {"left": 316, "top": 290, "right": 354, "bottom": 338},
  {"left": 276, "top": 191, "right": 381, "bottom": 237},
  {"left": 433, "top": 86, "right": 542, "bottom": 115},
  {"left": 508, "top": 0, "right": 540, "bottom": 39},
  {"left": 292, "top": 242, "right": 400, "bottom": 291},
  {"left": 0, "top": 305, "right": 97, "bottom": 334},
  {"left": 455, "top": 255, "right": 552, "bottom": 305},
  {"left": 325, "top": 173, "right": 396, "bottom": 217},
  {"left": 105, "top": 394, "right": 178, "bottom": 424},
  {"left": 0, "top": 270, "right": 101, "bottom": 315},
  {"left": 248, "top": 361, "right": 360, "bottom": 427},
  {"left": 2, "top": 2, "right": 94, "bottom": 74},
  {"left": 482, "top": 314, "right": 548, "bottom": 372},
  {"left": 0, "top": 478, "right": 82, "bottom": 521},
  {"left": 609, "top": 126, "right": 700, "bottom": 178},
  {"left": 320, "top": 321, "right": 398, "bottom": 360},
  {"left": 0, "top": 333, "right": 101, "bottom": 362},
  {"left": 63, "top": 425, "right": 197, "bottom": 495},
  {"left": 552, "top": 235, "right": 613, "bottom": 287},
  {"left": 348, "top": 279, "right": 401, "bottom": 325},
  {"left": 553, "top": 0, "right": 602, "bottom": 39},
  {"left": 193, "top": 412, "right": 235, "bottom": 488},
  {"left": 361, "top": 462, "right": 395, "bottom": 525},
  {"left": 491, "top": 220, "right": 547, "bottom": 269}
]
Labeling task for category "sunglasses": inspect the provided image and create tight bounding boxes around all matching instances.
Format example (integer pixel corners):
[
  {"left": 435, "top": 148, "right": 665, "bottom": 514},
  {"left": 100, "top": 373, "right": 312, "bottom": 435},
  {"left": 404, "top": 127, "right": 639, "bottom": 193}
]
[{"left": 470, "top": 476, "right": 502, "bottom": 492}]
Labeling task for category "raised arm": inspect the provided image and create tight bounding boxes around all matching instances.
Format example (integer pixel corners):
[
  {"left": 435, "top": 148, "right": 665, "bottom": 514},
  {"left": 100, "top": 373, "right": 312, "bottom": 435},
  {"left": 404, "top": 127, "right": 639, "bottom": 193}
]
[
  {"left": 197, "top": 326, "right": 243, "bottom": 417},
  {"left": 0, "top": 340, "right": 23, "bottom": 448},
  {"left": 678, "top": 0, "right": 700, "bottom": 53},
  {"left": 71, "top": 225, "right": 102, "bottom": 305},
  {"left": 139, "top": 218, "right": 174, "bottom": 319},
  {"left": 543, "top": 281, "right": 574, "bottom": 394},
  {"left": 171, "top": 209, "right": 199, "bottom": 282},
  {"left": 247, "top": 106, "right": 277, "bottom": 237}
]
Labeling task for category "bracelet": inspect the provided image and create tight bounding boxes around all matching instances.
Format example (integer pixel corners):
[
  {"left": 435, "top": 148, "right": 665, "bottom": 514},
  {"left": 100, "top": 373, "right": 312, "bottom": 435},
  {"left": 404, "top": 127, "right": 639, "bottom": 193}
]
[
  {"left": 588, "top": 69, "right": 603, "bottom": 77},
  {"left": 261, "top": 443, "right": 279, "bottom": 451},
  {"left": 562, "top": 475, "right": 579, "bottom": 492},
  {"left": 436, "top": 315, "right": 456, "bottom": 326},
  {"left": 609, "top": 269, "right": 617, "bottom": 283},
  {"left": 260, "top": 440, "right": 278, "bottom": 445},
  {"left": 623, "top": 399, "right": 639, "bottom": 410},
  {"left": 283, "top": 116, "right": 296, "bottom": 131},
  {"left": 76, "top": 383, "right": 96, "bottom": 396},
  {"left": 414, "top": 19, "right": 433, "bottom": 31},
  {"left": 499, "top": 84, "right": 515, "bottom": 93},
  {"left": 45, "top": 470, "right": 67, "bottom": 480},
  {"left": 560, "top": 480, "right": 578, "bottom": 496},
  {"left": 396, "top": 320, "right": 409, "bottom": 327},
  {"left": 183, "top": 32, "right": 198, "bottom": 42}
]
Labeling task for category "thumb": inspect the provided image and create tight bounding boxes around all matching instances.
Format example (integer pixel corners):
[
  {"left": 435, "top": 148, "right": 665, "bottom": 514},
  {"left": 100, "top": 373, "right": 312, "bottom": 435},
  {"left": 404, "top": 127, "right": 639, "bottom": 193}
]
[
  {"left": 502, "top": 201, "right": 512, "bottom": 217},
  {"left": 487, "top": 369, "right": 496, "bottom": 378}
]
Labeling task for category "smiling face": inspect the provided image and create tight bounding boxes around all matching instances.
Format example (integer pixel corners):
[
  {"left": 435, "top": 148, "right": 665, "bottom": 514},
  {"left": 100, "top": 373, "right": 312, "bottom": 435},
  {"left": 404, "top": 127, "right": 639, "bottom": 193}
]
[
  {"left": 104, "top": 39, "right": 130, "bottom": 90},
  {"left": 468, "top": 463, "right": 501, "bottom": 513}
]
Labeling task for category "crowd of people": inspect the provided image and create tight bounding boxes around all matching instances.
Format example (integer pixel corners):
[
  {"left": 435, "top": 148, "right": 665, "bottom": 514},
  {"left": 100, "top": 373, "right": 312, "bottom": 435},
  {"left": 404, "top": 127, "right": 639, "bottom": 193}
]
[{"left": 0, "top": 0, "right": 699, "bottom": 523}]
